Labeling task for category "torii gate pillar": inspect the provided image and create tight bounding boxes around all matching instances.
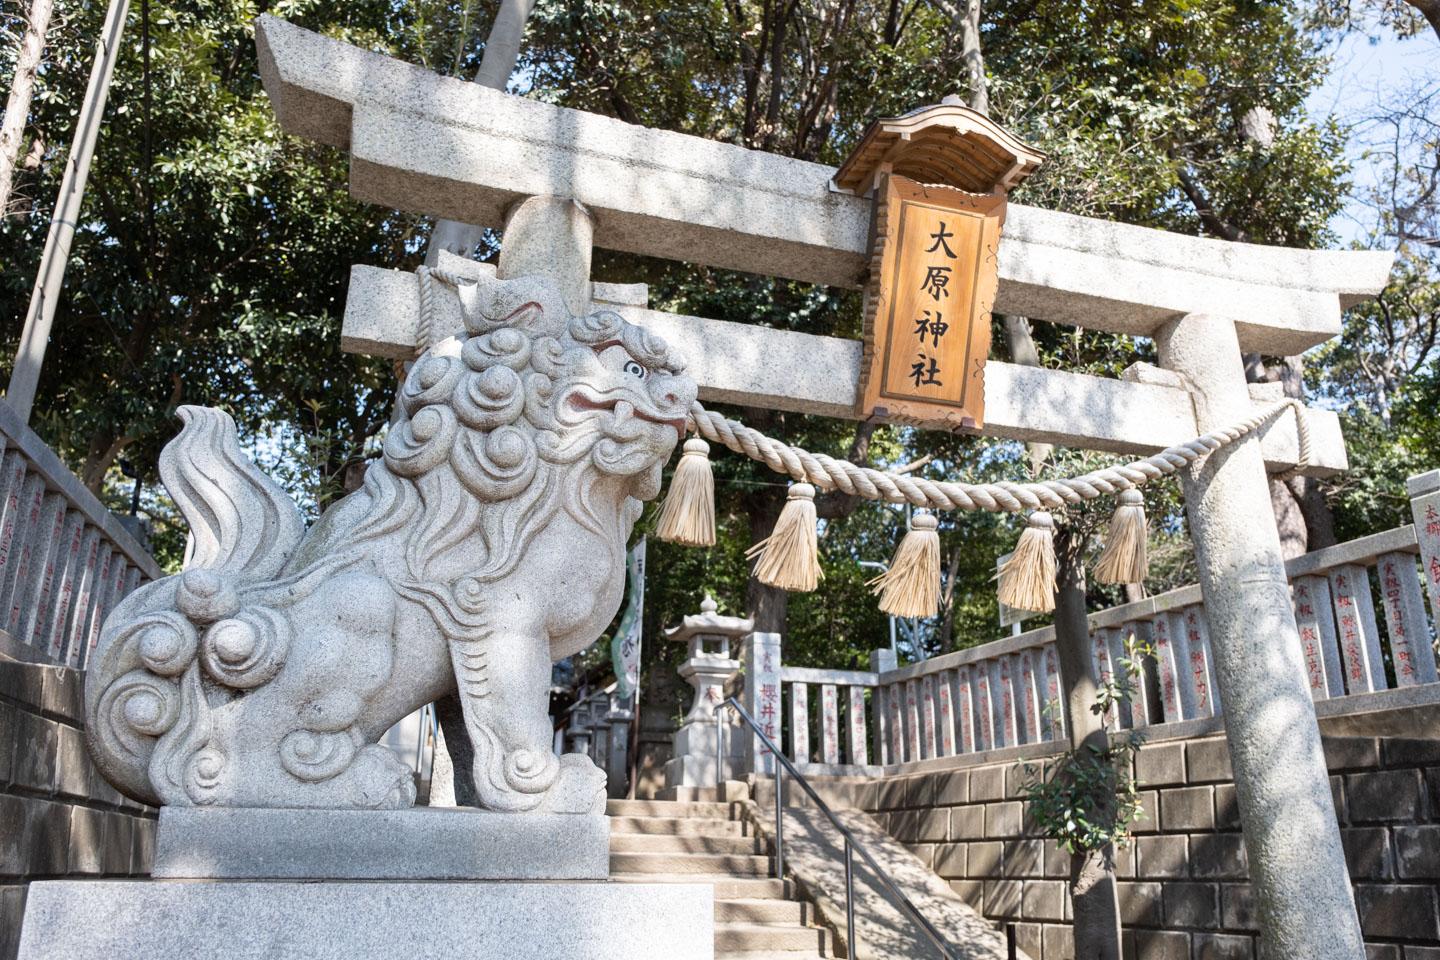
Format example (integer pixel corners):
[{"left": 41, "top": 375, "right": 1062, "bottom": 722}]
[
  {"left": 497, "top": 196, "right": 594, "bottom": 317},
  {"left": 1157, "top": 313, "right": 1364, "bottom": 958}
]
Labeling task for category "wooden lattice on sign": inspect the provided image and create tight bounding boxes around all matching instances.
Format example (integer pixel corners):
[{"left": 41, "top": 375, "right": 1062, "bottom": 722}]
[{"left": 856, "top": 174, "right": 1005, "bottom": 430}]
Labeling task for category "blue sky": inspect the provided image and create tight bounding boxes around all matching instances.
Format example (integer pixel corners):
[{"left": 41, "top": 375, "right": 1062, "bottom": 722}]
[{"left": 1307, "top": 28, "right": 1437, "bottom": 246}]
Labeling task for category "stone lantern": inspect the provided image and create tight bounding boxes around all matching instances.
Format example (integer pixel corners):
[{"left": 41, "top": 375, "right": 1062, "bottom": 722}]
[{"left": 662, "top": 596, "right": 752, "bottom": 790}]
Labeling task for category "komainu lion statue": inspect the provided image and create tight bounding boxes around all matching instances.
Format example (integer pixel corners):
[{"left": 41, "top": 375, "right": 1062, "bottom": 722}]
[{"left": 85, "top": 273, "right": 695, "bottom": 814}]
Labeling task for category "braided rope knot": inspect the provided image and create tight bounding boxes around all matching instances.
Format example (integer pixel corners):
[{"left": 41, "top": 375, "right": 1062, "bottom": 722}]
[
  {"left": 415, "top": 265, "right": 476, "bottom": 358},
  {"left": 685, "top": 398, "right": 1310, "bottom": 514}
]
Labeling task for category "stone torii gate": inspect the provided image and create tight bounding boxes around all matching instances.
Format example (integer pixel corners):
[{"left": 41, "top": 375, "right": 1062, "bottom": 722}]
[{"left": 256, "top": 16, "right": 1389, "bottom": 958}]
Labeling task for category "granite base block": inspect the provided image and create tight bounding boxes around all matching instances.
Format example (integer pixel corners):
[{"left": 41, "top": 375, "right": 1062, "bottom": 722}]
[
  {"left": 18, "top": 880, "right": 715, "bottom": 960},
  {"left": 152, "top": 806, "right": 609, "bottom": 880}
]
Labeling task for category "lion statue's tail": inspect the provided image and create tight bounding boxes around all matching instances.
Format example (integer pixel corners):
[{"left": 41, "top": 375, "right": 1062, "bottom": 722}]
[{"left": 85, "top": 406, "right": 307, "bottom": 804}]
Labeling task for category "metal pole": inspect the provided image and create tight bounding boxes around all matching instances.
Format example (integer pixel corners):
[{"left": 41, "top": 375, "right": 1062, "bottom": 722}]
[
  {"left": 7, "top": 0, "right": 131, "bottom": 423},
  {"left": 774, "top": 765, "right": 784, "bottom": 880},
  {"left": 626, "top": 683, "right": 642, "bottom": 799},
  {"left": 845, "top": 839, "right": 856, "bottom": 958},
  {"left": 724, "top": 697, "right": 957, "bottom": 960},
  {"left": 716, "top": 701, "right": 724, "bottom": 791},
  {"left": 413, "top": 704, "right": 428, "bottom": 772},
  {"left": 858, "top": 561, "right": 898, "bottom": 656}
]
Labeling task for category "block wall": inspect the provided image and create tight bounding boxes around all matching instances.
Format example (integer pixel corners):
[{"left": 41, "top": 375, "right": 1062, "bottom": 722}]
[
  {"left": 0, "top": 659, "right": 157, "bottom": 959},
  {"left": 865, "top": 733, "right": 1440, "bottom": 960}
]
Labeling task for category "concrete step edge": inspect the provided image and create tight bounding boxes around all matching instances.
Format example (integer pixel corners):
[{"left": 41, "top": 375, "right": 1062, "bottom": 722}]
[
  {"left": 608, "top": 816, "right": 747, "bottom": 836},
  {"left": 611, "top": 835, "right": 763, "bottom": 854}
]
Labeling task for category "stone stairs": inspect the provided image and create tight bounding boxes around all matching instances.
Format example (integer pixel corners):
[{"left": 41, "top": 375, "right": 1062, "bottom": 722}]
[{"left": 608, "top": 798, "right": 834, "bottom": 959}]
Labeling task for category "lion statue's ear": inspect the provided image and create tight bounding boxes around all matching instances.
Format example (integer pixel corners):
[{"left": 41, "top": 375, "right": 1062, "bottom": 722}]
[{"left": 456, "top": 275, "right": 571, "bottom": 339}]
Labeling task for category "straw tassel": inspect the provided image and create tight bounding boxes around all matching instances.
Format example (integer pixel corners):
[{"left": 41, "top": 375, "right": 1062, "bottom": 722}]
[
  {"left": 747, "top": 483, "right": 823, "bottom": 592},
  {"left": 1094, "top": 488, "right": 1148, "bottom": 585},
  {"left": 996, "top": 510, "right": 1058, "bottom": 613},
  {"left": 655, "top": 438, "right": 716, "bottom": 547},
  {"left": 868, "top": 513, "right": 942, "bottom": 618}
]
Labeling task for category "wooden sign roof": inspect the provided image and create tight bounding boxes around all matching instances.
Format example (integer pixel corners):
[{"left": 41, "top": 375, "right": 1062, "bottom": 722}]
[{"left": 831, "top": 99, "right": 1046, "bottom": 197}]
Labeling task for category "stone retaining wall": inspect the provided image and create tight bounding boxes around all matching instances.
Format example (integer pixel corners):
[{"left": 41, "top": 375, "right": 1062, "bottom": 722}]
[
  {"left": 0, "top": 658, "right": 157, "bottom": 959},
  {"left": 861, "top": 731, "right": 1440, "bottom": 959}
]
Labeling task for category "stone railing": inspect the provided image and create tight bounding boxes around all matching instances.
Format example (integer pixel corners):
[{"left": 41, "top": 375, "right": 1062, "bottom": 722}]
[
  {"left": 0, "top": 400, "right": 161, "bottom": 670},
  {"left": 747, "top": 469, "right": 1440, "bottom": 776},
  {"left": 869, "top": 477, "right": 1440, "bottom": 770},
  {"left": 775, "top": 665, "right": 885, "bottom": 776}
]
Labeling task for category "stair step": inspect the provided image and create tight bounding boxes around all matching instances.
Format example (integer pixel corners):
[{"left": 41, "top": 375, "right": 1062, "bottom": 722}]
[
  {"left": 716, "top": 899, "right": 813, "bottom": 925},
  {"left": 716, "top": 953, "right": 831, "bottom": 960},
  {"left": 716, "top": 923, "right": 831, "bottom": 955},
  {"left": 611, "top": 852, "right": 773, "bottom": 876},
  {"left": 609, "top": 816, "right": 747, "bottom": 837},
  {"left": 612, "top": 833, "right": 764, "bottom": 855},
  {"left": 606, "top": 798, "right": 741, "bottom": 820},
  {"left": 611, "top": 875, "right": 798, "bottom": 900}
]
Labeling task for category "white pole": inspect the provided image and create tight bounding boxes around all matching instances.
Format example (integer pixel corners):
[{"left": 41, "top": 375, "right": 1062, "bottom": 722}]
[{"left": 6, "top": 0, "right": 131, "bottom": 423}]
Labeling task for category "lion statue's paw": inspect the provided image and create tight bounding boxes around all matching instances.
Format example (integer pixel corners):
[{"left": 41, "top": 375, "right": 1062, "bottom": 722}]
[{"left": 538, "top": 753, "right": 607, "bottom": 815}]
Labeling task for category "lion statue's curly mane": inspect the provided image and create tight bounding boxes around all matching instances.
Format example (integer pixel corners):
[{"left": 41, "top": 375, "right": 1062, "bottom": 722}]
[{"left": 85, "top": 273, "right": 695, "bottom": 814}]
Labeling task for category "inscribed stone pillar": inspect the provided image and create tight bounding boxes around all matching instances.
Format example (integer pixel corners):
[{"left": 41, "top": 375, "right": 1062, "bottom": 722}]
[
  {"left": 870, "top": 648, "right": 897, "bottom": 764},
  {"left": 1156, "top": 312, "right": 1363, "bottom": 959},
  {"left": 604, "top": 697, "right": 633, "bottom": 800},
  {"left": 1376, "top": 551, "right": 1438, "bottom": 685},
  {"left": 1409, "top": 470, "right": 1440, "bottom": 628},
  {"left": 743, "top": 632, "right": 781, "bottom": 775}
]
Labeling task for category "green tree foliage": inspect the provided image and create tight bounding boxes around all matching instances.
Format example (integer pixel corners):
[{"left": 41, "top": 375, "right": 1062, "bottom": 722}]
[
  {"left": 5, "top": 0, "right": 1421, "bottom": 687},
  {"left": 0, "top": 1, "right": 508, "bottom": 553}
]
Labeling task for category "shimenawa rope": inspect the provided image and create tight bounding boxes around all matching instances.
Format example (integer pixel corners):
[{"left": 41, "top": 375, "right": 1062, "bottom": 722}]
[{"left": 684, "top": 397, "right": 1310, "bottom": 512}]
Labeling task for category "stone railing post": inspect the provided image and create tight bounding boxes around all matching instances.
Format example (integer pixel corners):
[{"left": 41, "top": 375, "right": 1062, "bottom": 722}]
[
  {"left": 1409, "top": 470, "right": 1440, "bottom": 628},
  {"left": 743, "top": 632, "right": 782, "bottom": 776},
  {"left": 870, "top": 648, "right": 897, "bottom": 765},
  {"left": 604, "top": 694, "right": 633, "bottom": 800},
  {"left": 1157, "top": 312, "right": 1363, "bottom": 958}
]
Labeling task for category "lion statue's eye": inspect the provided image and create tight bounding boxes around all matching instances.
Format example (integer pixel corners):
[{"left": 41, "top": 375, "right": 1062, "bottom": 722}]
[{"left": 599, "top": 344, "right": 648, "bottom": 380}]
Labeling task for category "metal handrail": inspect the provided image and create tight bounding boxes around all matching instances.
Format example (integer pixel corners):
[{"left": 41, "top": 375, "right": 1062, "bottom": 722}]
[{"left": 717, "top": 697, "right": 959, "bottom": 960}]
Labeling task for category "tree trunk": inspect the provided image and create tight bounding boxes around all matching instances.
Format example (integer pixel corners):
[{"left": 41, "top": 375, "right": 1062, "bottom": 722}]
[
  {"left": 1242, "top": 354, "right": 1337, "bottom": 555},
  {"left": 1070, "top": 845, "right": 1123, "bottom": 960},
  {"left": 80, "top": 429, "right": 130, "bottom": 495},
  {"left": 1002, "top": 316, "right": 1052, "bottom": 469},
  {"left": 0, "top": 0, "right": 55, "bottom": 218},
  {"left": 1405, "top": 0, "right": 1440, "bottom": 42},
  {"left": 937, "top": 545, "right": 962, "bottom": 653},
  {"left": 425, "top": 0, "right": 538, "bottom": 265},
  {"left": 1286, "top": 475, "right": 1336, "bottom": 550},
  {"left": 745, "top": 486, "right": 789, "bottom": 633},
  {"left": 957, "top": 0, "right": 986, "bottom": 115},
  {"left": 433, "top": 693, "right": 478, "bottom": 806},
  {"left": 1053, "top": 525, "right": 1123, "bottom": 960},
  {"left": 1269, "top": 477, "right": 1308, "bottom": 560}
]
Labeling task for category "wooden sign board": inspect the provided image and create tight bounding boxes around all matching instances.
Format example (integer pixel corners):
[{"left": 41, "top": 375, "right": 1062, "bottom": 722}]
[{"left": 856, "top": 174, "right": 1005, "bottom": 430}]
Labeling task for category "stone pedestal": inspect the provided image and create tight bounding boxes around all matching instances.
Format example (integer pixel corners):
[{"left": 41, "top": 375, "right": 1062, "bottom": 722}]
[
  {"left": 151, "top": 806, "right": 609, "bottom": 880},
  {"left": 19, "top": 807, "right": 714, "bottom": 960},
  {"left": 17, "top": 879, "right": 714, "bottom": 960},
  {"left": 663, "top": 715, "right": 745, "bottom": 788}
]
